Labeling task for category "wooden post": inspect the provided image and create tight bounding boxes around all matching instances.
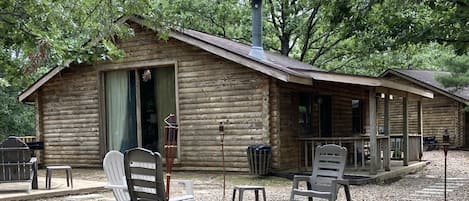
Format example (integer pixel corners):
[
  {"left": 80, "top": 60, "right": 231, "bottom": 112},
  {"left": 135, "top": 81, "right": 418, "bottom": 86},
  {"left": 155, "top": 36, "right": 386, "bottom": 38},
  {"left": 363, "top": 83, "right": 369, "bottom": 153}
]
[
  {"left": 403, "top": 94, "right": 409, "bottom": 166},
  {"left": 418, "top": 100, "right": 424, "bottom": 160},
  {"left": 369, "top": 88, "right": 378, "bottom": 175},
  {"left": 383, "top": 93, "right": 391, "bottom": 171},
  {"left": 135, "top": 70, "right": 142, "bottom": 147}
]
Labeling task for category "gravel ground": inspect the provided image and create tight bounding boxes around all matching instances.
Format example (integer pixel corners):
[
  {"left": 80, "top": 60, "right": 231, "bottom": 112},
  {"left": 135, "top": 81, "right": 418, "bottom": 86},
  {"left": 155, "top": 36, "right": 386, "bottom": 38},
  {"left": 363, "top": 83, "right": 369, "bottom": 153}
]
[{"left": 40, "top": 150, "right": 469, "bottom": 201}]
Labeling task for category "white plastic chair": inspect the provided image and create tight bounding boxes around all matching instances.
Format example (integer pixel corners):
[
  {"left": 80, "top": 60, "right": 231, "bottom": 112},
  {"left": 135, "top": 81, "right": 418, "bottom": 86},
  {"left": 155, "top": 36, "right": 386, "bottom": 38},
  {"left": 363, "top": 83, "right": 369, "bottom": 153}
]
[
  {"left": 103, "top": 150, "right": 130, "bottom": 201},
  {"left": 290, "top": 144, "right": 352, "bottom": 201},
  {"left": 104, "top": 150, "right": 194, "bottom": 201}
]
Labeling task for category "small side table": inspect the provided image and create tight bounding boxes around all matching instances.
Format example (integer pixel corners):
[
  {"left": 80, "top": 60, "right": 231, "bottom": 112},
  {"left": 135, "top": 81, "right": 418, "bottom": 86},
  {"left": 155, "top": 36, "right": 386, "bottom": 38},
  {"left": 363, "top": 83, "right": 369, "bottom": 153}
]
[
  {"left": 232, "top": 185, "right": 266, "bottom": 201},
  {"left": 45, "top": 165, "right": 73, "bottom": 189}
]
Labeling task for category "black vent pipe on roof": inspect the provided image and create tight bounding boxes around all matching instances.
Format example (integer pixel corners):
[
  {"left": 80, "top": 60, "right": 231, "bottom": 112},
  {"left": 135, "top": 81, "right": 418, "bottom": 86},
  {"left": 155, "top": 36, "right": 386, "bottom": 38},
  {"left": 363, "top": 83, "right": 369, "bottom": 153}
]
[{"left": 249, "top": 0, "right": 266, "bottom": 61}]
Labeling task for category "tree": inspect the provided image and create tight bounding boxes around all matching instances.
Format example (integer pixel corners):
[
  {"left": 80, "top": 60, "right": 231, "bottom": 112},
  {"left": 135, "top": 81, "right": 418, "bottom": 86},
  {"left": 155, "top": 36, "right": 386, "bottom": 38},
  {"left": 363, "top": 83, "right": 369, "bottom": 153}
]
[{"left": 0, "top": 0, "right": 164, "bottom": 139}]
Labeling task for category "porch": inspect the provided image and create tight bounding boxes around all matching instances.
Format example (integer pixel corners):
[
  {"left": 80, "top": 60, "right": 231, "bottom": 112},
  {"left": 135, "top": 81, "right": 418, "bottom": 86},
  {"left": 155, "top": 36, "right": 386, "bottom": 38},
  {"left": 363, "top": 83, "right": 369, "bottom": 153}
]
[
  {"left": 273, "top": 73, "right": 432, "bottom": 175},
  {"left": 297, "top": 134, "right": 423, "bottom": 173}
]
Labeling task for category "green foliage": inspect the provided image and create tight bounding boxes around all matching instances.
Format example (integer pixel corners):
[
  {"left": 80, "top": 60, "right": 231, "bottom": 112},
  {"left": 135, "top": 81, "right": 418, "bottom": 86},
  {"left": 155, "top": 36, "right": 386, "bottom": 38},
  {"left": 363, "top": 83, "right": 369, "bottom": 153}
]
[
  {"left": 0, "top": 85, "right": 35, "bottom": 141},
  {"left": 0, "top": 0, "right": 468, "bottom": 138},
  {"left": 436, "top": 55, "right": 469, "bottom": 88}
]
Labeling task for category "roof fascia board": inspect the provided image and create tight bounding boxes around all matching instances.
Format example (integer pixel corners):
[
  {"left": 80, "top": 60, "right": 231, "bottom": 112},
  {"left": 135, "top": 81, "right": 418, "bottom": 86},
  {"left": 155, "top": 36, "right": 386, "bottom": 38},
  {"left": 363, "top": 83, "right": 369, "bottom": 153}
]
[
  {"left": 381, "top": 69, "right": 465, "bottom": 103},
  {"left": 18, "top": 66, "right": 64, "bottom": 102},
  {"left": 299, "top": 70, "right": 433, "bottom": 98},
  {"left": 18, "top": 16, "right": 132, "bottom": 102},
  {"left": 128, "top": 16, "right": 311, "bottom": 85},
  {"left": 168, "top": 31, "right": 292, "bottom": 83}
]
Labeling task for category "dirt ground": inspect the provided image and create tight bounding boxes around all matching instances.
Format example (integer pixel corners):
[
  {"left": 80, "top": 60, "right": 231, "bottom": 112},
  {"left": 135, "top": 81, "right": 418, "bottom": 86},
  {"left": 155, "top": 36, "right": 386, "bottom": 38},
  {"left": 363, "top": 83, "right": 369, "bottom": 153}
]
[{"left": 38, "top": 150, "right": 469, "bottom": 201}]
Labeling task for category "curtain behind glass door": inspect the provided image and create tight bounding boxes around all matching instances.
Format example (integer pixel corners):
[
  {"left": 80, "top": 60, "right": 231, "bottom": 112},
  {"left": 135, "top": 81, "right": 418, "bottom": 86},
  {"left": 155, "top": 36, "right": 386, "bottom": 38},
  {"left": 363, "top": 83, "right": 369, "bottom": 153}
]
[{"left": 105, "top": 70, "right": 137, "bottom": 152}]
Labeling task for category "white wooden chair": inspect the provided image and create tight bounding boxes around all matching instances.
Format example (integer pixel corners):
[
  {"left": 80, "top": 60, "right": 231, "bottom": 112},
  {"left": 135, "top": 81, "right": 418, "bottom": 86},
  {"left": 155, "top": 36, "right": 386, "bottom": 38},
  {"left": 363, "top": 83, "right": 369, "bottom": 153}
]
[
  {"left": 290, "top": 144, "right": 352, "bottom": 201},
  {"left": 103, "top": 151, "right": 130, "bottom": 201}
]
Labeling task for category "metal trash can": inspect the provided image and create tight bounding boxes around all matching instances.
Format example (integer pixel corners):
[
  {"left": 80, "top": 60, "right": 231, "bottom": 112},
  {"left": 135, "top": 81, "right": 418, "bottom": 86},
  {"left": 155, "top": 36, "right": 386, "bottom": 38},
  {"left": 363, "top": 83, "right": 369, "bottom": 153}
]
[{"left": 247, "top": 144, "right": 272, "bottom": 176}]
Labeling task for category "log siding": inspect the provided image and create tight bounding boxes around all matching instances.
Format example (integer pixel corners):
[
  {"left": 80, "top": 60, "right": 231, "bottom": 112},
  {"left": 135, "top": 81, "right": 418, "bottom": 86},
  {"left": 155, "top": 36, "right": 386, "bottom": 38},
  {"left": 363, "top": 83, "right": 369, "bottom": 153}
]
[
  {"left": 39, "top": 64, "right": 100, "bottom": 167},
  {"left": 380, "top": 76, "right": 466, "bottom": 147}
]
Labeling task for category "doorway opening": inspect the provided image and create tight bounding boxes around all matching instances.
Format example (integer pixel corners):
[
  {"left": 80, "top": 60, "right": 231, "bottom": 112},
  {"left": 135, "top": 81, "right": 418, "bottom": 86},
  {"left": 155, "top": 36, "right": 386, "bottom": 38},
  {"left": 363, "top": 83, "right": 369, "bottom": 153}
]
[{"left": 104, "top": 66, "right": 176, "bottom": 153}]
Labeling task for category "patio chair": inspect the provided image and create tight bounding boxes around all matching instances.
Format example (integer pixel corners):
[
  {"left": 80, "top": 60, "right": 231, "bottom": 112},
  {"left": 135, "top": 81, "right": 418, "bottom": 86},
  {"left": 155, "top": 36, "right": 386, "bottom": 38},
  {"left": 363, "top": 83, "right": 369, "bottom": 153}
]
[
  {"left": 124, "top": 148, "right": 194, "bottom": 201},
  {"left": 0, "top": 136, "right": 38, "bottom": 192},
  {"left": 290, "top": 144, "right": 351, "bottom": 201},
  {"left": 103, "top": 151, "right": 130, "bottom": 201}
]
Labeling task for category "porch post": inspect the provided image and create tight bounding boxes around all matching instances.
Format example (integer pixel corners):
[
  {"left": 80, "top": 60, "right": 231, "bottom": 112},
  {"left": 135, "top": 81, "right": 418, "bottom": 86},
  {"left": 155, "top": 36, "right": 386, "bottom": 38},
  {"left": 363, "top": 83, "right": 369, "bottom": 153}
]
[
  {"left": 402, "top": 94, "right": 409, "bottom": 166},
  {"left": 418, "top": 100, "right": 424, "bottom": 160},
  {"left": 369, "top": 88, "right": 378, "bottom": 175},
  {"left": 383, "top": 92, "right": 391, "bottom": 171}
]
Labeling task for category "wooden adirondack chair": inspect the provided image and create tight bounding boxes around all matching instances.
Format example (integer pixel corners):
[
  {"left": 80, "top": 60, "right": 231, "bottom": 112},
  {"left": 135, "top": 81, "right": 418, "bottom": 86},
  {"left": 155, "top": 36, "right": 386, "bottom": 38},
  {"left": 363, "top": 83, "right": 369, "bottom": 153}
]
[
  {"left": 103, "top": 151, "right": 131, "bottom": 201},
  {"left": 0, "top": 136, "right": 38, "bottom": 191},
  {"left": 123, "top": 148, "right": 194, "bottom": 201},
  {"left": 290, "top": 144, "right": 352, "bottom": 201}
]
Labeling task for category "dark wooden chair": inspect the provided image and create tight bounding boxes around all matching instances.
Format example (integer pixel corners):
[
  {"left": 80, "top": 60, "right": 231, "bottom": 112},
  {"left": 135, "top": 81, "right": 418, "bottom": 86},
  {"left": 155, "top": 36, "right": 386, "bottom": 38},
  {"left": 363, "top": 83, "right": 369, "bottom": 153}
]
[
  {"left": 290, "top": 144, "right": 351, "bottom": 201},
  {"left": 0, "top": 136, "right": 38, "bottom": 191},
  {"left": 124, "top": 148, "right": 194, "bottom": 201}
]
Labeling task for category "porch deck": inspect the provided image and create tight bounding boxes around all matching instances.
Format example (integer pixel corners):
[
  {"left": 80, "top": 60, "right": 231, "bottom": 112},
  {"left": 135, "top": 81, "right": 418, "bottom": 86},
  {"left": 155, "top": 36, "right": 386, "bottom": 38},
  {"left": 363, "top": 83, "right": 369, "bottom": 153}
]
[
  {"left": 0, "top": 176, "right": 106, "bottom": 201},
  {"left": 276, "top": 160, "right": 428, "bottom": 185}
]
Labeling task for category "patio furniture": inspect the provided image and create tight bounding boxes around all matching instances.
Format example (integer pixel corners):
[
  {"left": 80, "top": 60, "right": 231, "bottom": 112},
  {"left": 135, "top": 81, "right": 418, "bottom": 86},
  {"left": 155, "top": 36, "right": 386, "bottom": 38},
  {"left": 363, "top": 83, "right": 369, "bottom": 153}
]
[
  {"left": 103, "top": 150, "right": 130, "bottom": 201},
  {"left": 232, "top": 185, "right": 266, "bottom": 201},
  {"left": 124, "top": 148, "right": 194, "bottom": 201},
  {"left": 290, "top": 144, "right": 351, "bottom": 201},
  {"left": 0, "top": 136, "right": 38, "bottom": 191},
  {"left": 45, "top": 165, "right": 73, "bottom": 189}
]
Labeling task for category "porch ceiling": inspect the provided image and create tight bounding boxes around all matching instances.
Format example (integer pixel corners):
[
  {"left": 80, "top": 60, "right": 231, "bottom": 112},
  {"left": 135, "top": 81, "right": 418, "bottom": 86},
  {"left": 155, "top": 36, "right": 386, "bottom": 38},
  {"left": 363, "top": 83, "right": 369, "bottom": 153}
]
[{"left": 295, "top": 70, "right": 434, "bottom": 99}]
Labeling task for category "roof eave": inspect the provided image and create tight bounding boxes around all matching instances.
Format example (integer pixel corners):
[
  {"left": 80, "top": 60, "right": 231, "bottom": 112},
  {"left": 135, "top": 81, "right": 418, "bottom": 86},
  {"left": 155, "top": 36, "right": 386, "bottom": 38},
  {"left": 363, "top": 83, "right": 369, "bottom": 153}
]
[
  {"left": 298, "top": 70, "right": 433, "bottom": 98},
  {"left": 380, "top": 69, "right": 466, "bottom": 103}
]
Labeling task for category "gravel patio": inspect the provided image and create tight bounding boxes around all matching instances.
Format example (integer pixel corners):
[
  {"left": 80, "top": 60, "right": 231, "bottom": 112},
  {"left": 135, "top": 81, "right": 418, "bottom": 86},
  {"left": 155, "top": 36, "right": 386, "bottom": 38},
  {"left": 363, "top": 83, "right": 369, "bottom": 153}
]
[{"left": 29, "top": 150, "right": 469, "bottom": 201}]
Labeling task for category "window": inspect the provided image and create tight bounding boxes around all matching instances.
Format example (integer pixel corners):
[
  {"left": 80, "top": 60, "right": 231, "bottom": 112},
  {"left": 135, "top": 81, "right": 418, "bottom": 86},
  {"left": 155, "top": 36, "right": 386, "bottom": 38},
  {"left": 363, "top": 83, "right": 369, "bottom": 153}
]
[
  {"left": 298, "top": 93, "right": 312, "bottom": 136},
  {"left": 352, "top": 99, "right": 363, "bottom": 133}
]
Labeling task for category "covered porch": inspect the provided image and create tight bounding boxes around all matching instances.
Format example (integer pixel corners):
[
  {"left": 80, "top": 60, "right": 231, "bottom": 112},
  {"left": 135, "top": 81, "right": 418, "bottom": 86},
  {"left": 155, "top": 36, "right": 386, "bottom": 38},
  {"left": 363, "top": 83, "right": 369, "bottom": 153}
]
[{"left": 272, "top": 71, "right": 433, "bottom": 175}]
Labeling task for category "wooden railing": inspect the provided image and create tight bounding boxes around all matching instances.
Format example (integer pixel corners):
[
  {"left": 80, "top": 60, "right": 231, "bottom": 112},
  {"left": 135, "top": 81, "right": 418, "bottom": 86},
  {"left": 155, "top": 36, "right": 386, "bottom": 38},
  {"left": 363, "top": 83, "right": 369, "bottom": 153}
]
[
  {"left": 298, "top": 134, "right": 421, "bottom": 171},
  {"left": 16, "top": 136, "right": 36, "bottom": 143},
  {"left": 390, "top": 134, "right": 422, "bottom": 161}
]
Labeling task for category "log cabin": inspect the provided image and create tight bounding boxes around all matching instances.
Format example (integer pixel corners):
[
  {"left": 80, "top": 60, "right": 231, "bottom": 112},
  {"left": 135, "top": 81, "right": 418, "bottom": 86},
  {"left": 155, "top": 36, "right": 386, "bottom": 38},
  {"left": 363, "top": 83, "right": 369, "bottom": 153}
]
[
  {"left": 18, "top": 15, "right": 434, "bottom": 175},
  {"left": 380, "top": 69, "right": 469, "bottom": 148}
]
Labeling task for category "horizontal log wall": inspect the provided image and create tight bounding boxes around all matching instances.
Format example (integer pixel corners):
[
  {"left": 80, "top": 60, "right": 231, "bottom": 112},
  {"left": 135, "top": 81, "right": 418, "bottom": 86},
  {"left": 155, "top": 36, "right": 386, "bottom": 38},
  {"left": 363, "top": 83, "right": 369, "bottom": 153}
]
[
  {"left": 381, "top": 75, "right": 465, "bottom": 147},
  {"left": 39, "top": 64, "right": 100, "bottom": 167},
  {"left": 377, "top": 97, "right": 420, "bottom": 135},
  {"left": 274, "top": 81, "right": 370, "bottom": 169},
  {"left": 95, "top": 24, "right": 271, "bottom": 171}
]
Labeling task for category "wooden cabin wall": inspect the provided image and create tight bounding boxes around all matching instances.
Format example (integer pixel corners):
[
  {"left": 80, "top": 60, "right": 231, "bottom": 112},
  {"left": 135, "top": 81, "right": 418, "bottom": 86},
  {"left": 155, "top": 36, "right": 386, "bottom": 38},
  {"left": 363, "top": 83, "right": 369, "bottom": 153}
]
[
  {"left": 39, "top": 64, "right": 101, "bottom": 167},
  {"left": 311, "top": 81, "right": 369, "bottom": 137},
  {"left": 272, "top": 81, "right": 369, "bottom": 169},
  {"left": 377, "top": 97, "right": 420, "bottom": 135},
  {"left": 275, "top": 84, "right": 300, "bottom": 170},
  {"left": 422, "top": 94, "right": 463, "bottom": 147},
  {"left": 95, "top": 24, "right": 271, "bottom": 171},
  {"left": 381, "top": 75, "right": 465, "bottom": 147},
  {"left": 269, "top": 79, "right": 283, "bottom": 170}
]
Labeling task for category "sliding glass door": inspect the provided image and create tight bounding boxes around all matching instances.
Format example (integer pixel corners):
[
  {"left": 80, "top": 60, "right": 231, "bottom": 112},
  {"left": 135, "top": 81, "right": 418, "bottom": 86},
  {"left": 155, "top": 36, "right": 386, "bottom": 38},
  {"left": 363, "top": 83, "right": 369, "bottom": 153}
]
[{"left": 104, "top": 66, "right": 176, "bottom": 153}]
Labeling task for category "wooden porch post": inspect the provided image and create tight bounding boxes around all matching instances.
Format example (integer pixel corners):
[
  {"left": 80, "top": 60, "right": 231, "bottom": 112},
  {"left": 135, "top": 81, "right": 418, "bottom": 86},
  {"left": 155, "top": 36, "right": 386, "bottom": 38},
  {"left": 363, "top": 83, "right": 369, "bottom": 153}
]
[
  {"left": 418, "top": 100, "right": 424, "bottom": 160},
  {"left": 383, "top": 93, "right": 391, "bottom": 171},
  {"left": 403, "top": 94, "right": 409, "bottom": 166},
  {"left": 369, "top": 88, "right": 378, "bottom": 175}
]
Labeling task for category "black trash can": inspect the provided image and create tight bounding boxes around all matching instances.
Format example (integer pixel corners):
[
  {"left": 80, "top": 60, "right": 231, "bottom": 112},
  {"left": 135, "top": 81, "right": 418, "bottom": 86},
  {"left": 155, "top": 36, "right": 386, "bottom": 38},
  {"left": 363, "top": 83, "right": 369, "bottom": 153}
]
[{"left": 247, "top": 144, "right": 272, "bottom": 176}]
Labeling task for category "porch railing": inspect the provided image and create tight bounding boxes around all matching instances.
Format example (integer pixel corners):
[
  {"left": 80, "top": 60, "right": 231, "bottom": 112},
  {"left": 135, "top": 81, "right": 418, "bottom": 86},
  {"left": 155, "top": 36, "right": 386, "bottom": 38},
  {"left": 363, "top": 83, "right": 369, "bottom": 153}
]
[{"left": 298, "top": 134, "right": 421, "bottom": 171}]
